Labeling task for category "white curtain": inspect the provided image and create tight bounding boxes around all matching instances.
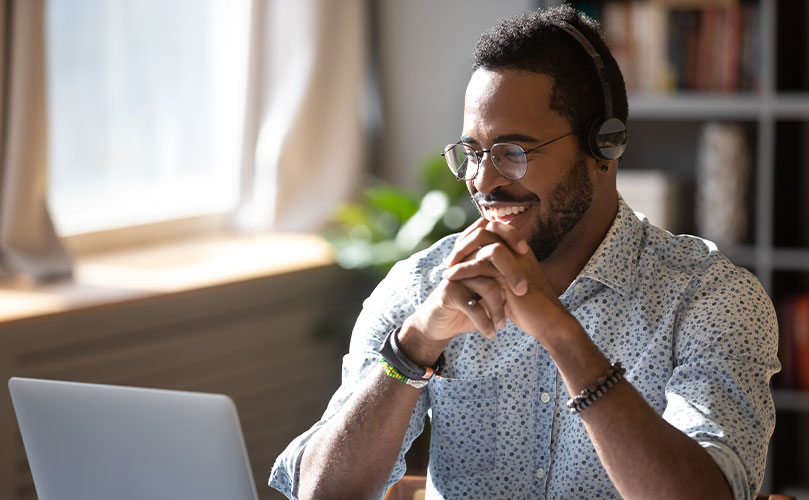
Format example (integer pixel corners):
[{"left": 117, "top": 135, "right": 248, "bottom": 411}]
[
  {"left": 0, "top": 0, "right": 72, "bottom": 281},
  {"left": 235, "top": 0, "right": 368, "bottom": 232}
]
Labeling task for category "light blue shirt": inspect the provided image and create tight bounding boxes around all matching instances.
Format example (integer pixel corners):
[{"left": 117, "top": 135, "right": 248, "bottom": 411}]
[{"left": 269, "top": 198, "right": 779, "bottom": 499}]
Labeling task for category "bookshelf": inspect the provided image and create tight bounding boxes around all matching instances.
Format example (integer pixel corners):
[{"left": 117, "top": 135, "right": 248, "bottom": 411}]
[{"left": 569, "top": 0, "right": 809, "bottom": 495}]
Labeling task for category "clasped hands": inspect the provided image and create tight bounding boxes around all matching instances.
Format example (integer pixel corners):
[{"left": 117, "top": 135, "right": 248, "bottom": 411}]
[{"left": 404, "top": 217, "right": 571, "bottom": 354}]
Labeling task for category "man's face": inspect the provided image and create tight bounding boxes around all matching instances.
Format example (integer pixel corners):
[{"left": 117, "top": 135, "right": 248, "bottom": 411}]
[{"left": 461, "top": 68, "right": 594, "bottom": 261}]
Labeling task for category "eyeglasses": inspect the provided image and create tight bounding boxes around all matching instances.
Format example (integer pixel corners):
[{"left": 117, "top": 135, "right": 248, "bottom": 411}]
[{"left": 441, "top": 130, "right": 577, "bottom": 181}]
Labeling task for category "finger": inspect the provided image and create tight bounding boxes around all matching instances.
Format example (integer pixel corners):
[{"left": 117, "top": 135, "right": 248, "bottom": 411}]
[
  {"left": 443, "top": 245, "right": 528, "bottom": 296},
  {"left": 448, "top": 226, "right": 503, "bottom": 266},
  {"left": 457, "top": 217, "right": 488, "bottom": 240},
  {"left": 484, "top": 220, "right": 530, "bottom": 256},
  {"left": 458, "top": 277, "right": 506, "bottom": 338},
  {"left": 447, "top": 222, "right": 490, "bottom": 265},
  {"left": 444, "top": 218, "right": 486, "bottom": 266},
  {"left": 448, "top": 220, "right": 529, "bottom": 266}
]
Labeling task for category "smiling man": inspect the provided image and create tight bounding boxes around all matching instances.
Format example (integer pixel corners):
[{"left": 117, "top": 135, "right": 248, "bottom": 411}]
[{"left": 270, "top": 6, "right": 779, "bottom": 500}]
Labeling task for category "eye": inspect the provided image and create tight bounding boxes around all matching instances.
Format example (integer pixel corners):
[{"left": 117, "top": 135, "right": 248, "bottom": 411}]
[{"left": 505, "top": 150, "right": 524, "bottom": 161}]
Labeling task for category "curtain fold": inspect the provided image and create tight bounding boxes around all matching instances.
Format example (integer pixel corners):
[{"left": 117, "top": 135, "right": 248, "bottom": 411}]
[
  {"left": 235, "top": 0, "right": 368, "bottom": 232},
  {"left": 0, "top": 0, "right": 71, "bottom": 281}
]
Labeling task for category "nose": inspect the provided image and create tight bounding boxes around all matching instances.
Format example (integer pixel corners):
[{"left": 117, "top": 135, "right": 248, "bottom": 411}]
[{"left": 472, "top": 152, "right": 511, "bottom": 194}]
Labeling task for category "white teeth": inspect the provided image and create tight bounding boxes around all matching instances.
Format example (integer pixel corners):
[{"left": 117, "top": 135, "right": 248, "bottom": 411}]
[{"left": 487, "top": 205, "right": 527, "bottom": 218}]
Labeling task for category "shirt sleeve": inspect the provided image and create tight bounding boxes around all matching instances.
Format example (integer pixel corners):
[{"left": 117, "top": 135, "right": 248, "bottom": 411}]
[
  {"left": 268, "top": 240, "right": 450, "bottom": 499},
  {"left": 662, "top": 259, "right": 780, "bottom": 500}
]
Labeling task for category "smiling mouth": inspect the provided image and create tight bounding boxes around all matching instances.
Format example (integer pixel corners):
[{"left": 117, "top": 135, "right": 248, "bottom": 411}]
[{"left": 482, "top": 205, "right": 528, "bottom": 222}]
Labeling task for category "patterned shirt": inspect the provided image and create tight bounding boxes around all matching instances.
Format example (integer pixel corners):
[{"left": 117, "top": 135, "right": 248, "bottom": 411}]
[{"left": 269, "top": 198, "right": 780, "bottom": 499}]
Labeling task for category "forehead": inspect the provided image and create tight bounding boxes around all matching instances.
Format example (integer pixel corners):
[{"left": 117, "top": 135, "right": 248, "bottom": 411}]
[{"left": 462, "top": 68, "right": 569, "bottom": 141}]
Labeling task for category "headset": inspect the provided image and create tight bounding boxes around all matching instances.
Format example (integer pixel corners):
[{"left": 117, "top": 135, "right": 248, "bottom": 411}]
[{"left": 550, "top": 20, "right": 628, "bottom": 161}]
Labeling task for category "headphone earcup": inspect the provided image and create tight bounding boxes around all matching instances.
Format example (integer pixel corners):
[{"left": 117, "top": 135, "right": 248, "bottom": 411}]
[{"left": 589, "top": 117, "right": 628, "bottom": 161}]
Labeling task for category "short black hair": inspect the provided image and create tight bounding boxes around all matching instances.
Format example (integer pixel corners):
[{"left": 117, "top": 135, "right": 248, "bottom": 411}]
[{"left": 472, "top": 5, "right": 628, "bottom": 153}]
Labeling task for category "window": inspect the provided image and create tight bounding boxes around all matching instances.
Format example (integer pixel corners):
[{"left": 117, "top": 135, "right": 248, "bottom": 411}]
[{"left": 46, "top": 0, "right": 251, "bottom": 236}]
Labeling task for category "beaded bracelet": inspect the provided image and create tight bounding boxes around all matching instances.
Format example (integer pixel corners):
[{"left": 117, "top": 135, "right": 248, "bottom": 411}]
[
  {"left": 566, "top": 361, "right": 626, "bottom": 414},
  {"left": 380, "top": 358, "right": 429, "bottom": 389}
]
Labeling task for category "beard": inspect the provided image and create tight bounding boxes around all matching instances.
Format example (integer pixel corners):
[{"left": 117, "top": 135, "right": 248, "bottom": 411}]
[
  {"left": 528, "top": 153, "right": 593, "bottom": 260},
  {"left": 471, "top": 152, "right": 593, "bottom": 261}
]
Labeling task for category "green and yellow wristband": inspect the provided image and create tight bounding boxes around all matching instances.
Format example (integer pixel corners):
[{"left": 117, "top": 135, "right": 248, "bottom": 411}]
[
  {"left": 380, "top": 358, "right": 410, "bottom": 384},
  {"left": 379, "top": 357, "right": 430, "bottom": 389}
]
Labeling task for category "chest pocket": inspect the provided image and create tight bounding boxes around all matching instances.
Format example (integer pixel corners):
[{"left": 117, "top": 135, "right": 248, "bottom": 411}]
[{"left": 428, "top": 376, "right": 497, "bottom": 478}]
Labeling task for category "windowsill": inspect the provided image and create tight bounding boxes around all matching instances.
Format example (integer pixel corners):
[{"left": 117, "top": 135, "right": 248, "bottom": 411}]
[{"left": 0, "top": 233, "right": 335, "bottom": 326}]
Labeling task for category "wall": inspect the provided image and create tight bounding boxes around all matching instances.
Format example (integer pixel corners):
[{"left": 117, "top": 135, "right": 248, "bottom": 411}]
[{"left": 375, "top": 0, "right": 537, "bottom": 188}]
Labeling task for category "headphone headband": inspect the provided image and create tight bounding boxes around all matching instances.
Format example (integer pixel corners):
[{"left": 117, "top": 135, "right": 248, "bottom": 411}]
[
  {"left": 548, "top": 20, "right": 627, "bottom": 161},
  {"left": 551, "top": 21, "right": 613, "bottom": 119}
]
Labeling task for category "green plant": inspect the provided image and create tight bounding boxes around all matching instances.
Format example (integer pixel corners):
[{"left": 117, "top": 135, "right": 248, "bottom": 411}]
[{"left": 323, "top": 151, "right": 478, "bottom": 276}]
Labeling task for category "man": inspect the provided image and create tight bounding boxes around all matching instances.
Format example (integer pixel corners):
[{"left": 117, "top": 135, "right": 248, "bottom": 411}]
[{"left": 270, "top": 6, "right": 779, "bottom": 500}]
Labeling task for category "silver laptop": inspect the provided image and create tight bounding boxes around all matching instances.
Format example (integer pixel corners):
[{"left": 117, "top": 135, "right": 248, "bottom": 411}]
[{"left": 8, "top": 377, "right": 259, "bottom": 500}]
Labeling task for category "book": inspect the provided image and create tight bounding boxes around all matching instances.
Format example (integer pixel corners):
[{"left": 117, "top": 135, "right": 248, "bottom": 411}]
[
  {"left": 794, "top": 296, "right": 809, "bottom": 390},
  {"left": 594, "top": 0, "right": 761, "bottom": 93},
  {"left": 777, "top": 294, "right": 809, "bottom": 390}
]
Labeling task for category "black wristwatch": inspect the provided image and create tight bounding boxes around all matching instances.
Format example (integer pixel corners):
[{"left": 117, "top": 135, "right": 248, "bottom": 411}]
[{"left": 379, "top": 327, "right": 445, "bottom": 382}]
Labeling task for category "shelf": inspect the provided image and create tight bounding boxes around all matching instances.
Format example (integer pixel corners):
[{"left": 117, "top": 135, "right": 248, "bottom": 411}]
[
  {"left": 723, "top": 245, "right": 758, "bottom": 269},
  {"left": 629, "top": 93, "right": 809, "bottom": 120},
  {"left": 724, "top": 247, "right": 809, "bottom": 271},
  {"left": 772, "top": 389, "right": 809, "bottom": 412},
  {"left": 629, "top": 93, "right": 762, "bottom": 120},
  {"left": 772, "top": 94, "right": 809, "bottom": 118},
  {"left": 771, "top": 249, "right": 809, "bottom": 271}
]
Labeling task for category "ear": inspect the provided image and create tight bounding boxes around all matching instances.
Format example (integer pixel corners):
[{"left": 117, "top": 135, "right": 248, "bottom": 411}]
[{"left": 589, "top": 157, "right": 618, "bottom": 192}]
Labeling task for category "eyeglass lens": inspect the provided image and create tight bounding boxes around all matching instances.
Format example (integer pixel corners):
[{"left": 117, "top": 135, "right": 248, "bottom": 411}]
[{"left": 444, "top": 143, "right": 528, "bottom": 180}]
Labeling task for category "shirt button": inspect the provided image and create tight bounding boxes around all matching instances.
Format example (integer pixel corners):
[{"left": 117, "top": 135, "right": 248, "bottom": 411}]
[
  {"left": 540, "top": 392, "right": 551, "bottom": 403},
  {"left": 536, "top": 467, "right": 545, "bottom": 479}
]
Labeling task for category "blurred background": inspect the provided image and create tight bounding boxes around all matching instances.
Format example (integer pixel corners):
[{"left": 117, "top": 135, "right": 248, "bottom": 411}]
[{"left": 0, "top": 0, "right": 807, "bottom": 498}]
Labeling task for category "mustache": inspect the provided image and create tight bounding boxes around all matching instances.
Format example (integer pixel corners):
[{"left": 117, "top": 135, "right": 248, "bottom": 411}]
[{"left": 472, "top": 188, "right": 539, "bottom": 205}]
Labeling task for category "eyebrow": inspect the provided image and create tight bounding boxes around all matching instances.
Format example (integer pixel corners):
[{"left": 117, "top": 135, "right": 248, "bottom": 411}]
[{"left": 460, "top": 133, "right": 540, "bottom": 146}]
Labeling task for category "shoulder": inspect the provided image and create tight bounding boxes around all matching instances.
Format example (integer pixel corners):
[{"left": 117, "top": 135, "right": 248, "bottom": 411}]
[
  {"left": 639, "top": 220, "right": 757, "bottom": 293},
  {"left": 642, "top": 221, "right": 725, "bottom": 276},
  {"left": 639, "top": 221, "right": 776, "bottom": 343},
  {"left": 635, "top": 217, "right": 773, "bottom": 317}
]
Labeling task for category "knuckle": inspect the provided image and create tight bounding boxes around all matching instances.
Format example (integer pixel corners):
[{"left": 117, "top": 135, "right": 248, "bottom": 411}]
[
  {"left": 483, "top": 279, "right": 501, "bottom": 295},
  {"left": 476, "top": 244, "right": 496, "bottom": 260},
  {"left": 489, "top": 242, "right": 508, "bottom": 258},
  {"left": 471, "top": 227, "right": 487, "bottom": 240}
]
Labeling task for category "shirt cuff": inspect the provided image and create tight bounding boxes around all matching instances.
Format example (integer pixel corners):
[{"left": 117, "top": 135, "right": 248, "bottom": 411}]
[
  {"left": 701, "top": 440, "right": 751, "bottom": 500},
  {"left": 269, "top": 424, "right": 323, "bottom": 499}
]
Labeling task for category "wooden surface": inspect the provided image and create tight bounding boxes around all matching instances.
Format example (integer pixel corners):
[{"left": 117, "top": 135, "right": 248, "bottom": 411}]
[{"left": 0, "top": 233, "right": 334, "bottom": 325}]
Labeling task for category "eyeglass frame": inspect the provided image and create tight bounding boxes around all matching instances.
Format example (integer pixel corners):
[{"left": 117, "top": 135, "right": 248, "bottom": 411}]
[{"left": 441, "top": 129, "right": 578, "bottom": 181}]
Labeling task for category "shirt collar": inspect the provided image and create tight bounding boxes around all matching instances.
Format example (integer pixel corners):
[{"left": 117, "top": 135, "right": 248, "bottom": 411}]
[{"left": 571, "top": 195, "right": 644, "bottom": 297}]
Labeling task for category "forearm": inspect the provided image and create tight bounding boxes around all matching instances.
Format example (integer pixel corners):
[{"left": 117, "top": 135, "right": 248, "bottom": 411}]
[
  {"left": 545, "top": 321, "right": 732, "bottom": 500},
  {"left": 298, "top": 366, "right": 422, "bottom": 500}
]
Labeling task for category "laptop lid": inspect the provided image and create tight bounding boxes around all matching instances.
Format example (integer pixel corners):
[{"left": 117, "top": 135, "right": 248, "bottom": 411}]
[{"left": 8, "top": 377, "right": 259, "bottom": 500}]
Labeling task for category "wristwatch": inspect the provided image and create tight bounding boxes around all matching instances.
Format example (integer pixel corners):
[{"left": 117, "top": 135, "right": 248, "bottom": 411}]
[{"left": 379, "top": 327, "right": 445, "bottom": 385}]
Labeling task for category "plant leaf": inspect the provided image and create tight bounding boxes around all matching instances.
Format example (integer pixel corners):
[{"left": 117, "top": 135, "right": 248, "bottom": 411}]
[{"left": 364, "top": 186, "right": 419, "bottom": 223}]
